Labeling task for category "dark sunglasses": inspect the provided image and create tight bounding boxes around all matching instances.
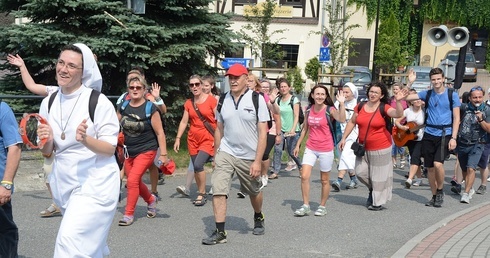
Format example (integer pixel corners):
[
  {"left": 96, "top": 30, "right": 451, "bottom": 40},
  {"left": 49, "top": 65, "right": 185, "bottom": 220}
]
[
  {"left": 470, "top": 86, "right": 483, "bottom": 92},
  {"left": 128, "top": 86, "right": 143, "bottom": 91},
  {"left": 189, "top": 82, "right": 201, "bottom": 88}
]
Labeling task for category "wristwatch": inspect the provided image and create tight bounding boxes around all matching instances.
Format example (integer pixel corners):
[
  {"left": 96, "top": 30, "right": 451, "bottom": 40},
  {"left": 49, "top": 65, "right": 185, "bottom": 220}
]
[
  {"left": 1, "top": 182, "right": 12, "bottom": 190},
  {"left": 154, "top": 96, "right": 162, "bottom": 102}
]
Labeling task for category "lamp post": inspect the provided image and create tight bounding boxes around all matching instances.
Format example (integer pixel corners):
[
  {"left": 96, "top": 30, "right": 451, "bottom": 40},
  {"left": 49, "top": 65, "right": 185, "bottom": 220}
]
[{"left": 371, "top": 0, "right": 381, "bottom": 81}]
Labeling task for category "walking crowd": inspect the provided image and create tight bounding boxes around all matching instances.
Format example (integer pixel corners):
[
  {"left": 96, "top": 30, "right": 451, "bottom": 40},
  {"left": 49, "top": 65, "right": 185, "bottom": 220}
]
[{"left": 1, "top": 43, "right": 490, "bottom": 257}]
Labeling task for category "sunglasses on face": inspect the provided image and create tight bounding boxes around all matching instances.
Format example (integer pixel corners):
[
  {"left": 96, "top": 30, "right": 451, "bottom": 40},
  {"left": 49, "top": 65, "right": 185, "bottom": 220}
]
[
  {"left": 128, "top": 86, "right": 143, "bottom": 91},
  {"left": 189, "top": 83, "right": 201, "bottom": 88}
]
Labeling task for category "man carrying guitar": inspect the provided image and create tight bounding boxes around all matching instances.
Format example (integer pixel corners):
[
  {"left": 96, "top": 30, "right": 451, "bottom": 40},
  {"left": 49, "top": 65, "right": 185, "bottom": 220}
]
[{"left": 394, "top": 92, "right": 425, "bottom": 189}]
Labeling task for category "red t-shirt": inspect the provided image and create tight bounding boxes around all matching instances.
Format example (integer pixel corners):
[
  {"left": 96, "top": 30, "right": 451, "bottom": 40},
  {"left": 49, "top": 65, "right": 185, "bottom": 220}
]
[{"left": 355, "top": 103, "right": 392, "bottom": 151}]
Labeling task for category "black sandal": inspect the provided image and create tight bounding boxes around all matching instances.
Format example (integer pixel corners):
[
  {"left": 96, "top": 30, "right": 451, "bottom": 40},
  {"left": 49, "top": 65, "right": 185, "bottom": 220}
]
[{"left": 193, "top": 193, "right": 207, "bottom": 206}]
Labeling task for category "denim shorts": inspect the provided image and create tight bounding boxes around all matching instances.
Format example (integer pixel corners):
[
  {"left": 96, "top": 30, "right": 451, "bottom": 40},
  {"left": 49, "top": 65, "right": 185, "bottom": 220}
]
[{"left": 458, "top": 143, "right": 484, "bottom": 171}]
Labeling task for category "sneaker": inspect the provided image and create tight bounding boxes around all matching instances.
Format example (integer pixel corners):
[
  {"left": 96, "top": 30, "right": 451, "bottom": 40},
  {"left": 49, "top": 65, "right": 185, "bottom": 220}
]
[
  {"left": 152, "top": 191, "right": 162, "bottom": 201},
  {"left": 413, "top": 179, "right": 422, "bottom": 186},
  {"left": 487, "top": 176, "right": 490, "bottom": 182},
  {"left": 176, "top": 185, "right": 190, "bottom": 197},
  {"left": 147, "top": 194, "right": 157, "bottom": 218},
  {"left": 331, "top": 181, "right": 341, "bottom": 192},
  {"left": 40, "top": 203, "right": 61, "bottom": 218},
  {"left": 118, "top": 215, "right": 134, "bottom": 226},
  {"left": 202, "top": 229, "right": 227, "bottom": 245},
  {"left": 476, "top": 185, "right": 487, "bottom": 195},
  {"left": 425, "top": 196, "right": 435, "bottom": 207},
  {"left": 405, "top": 179, "right": 412, "bottom": 189},
  {"left": 434, "top": 191, "right": 444, "bottom": 207},
  {"left": 346, "top": 180, "right": 358, "bottom": 189},
  {"left": 285, "top": 164, "right": 297, "bottom": 171},
  {"left": 460, "top": 193, "right": 470, "bottom": 203},
  {"left": 253, "top": 214, "right": 265, "bottom": 235},
  {"left": 294, "top": 204, "right": 311, "bottom": 217},
  {"left": 468, "top": 188, "right": 475, "bottom": 199},
  {"left": 450, "top": 176, "right": 458, "bottom": 186},
  {"left": 314, "top": 206, "right": 327, "bottom": 216},
  {"left": 451, "top": 184, "right": 462, "bottom": 195},
  {"left": 237, "top": 192, "right": 246, "bottom": 198}
]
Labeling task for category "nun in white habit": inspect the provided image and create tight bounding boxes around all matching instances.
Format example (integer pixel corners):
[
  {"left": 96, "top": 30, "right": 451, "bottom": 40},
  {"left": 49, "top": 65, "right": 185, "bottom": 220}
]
[
  {"left": 335, "top": 82, "right": 359, "bottom": 175},
  {"left": 38, "top": 43, "right": 120, "bottom": 257}
]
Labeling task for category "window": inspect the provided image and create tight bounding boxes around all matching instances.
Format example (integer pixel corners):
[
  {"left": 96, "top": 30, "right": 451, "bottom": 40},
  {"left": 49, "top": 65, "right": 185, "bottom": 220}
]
[
  {"left": 224, "top": 44, "right": 245, "bottom": 58},
  {"left": 264, "top": 44, "right": 299, "bottom": 68},
  {"left": 234, "top": 0, "right": 258, "bottom": 4},
  {"left": 279, "top": 0, "right": 304, "bottom": 7}
]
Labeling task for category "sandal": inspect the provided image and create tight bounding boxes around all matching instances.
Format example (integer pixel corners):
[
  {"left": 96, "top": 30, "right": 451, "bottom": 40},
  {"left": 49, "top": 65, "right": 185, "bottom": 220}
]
[
  {"left": 193, "top": 193, "right": 207, "bottom": 206},
  {"left": 268, "top": 173, "right": 279, "bottom": 180},
  {"left": 40, "top": 203, "right": 61, "bottom": 217}
]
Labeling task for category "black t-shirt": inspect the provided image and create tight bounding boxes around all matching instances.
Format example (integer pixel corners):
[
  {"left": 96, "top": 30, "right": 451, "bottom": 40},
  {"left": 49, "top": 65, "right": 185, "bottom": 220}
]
[{"left": 118, "top": 100, "right": 159, "bottom": 157}]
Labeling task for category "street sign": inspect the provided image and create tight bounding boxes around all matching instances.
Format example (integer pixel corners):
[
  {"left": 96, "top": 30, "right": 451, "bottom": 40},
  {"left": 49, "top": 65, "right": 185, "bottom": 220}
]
[
  {"left": 319, "top": 47, "right": 330, "bottom": 62},
  {"left": 221, "top": 58, "right": 253, "bottom": 69}
]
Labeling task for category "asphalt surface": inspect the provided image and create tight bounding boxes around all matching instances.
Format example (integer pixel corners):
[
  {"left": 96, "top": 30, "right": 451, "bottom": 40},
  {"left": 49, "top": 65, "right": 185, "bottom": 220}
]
[
  {"left": 11, "top": 152, "right": 489, "bottom": 258},
  {"left": 11, "top": 69, "right": 490, "bottom": 257}
]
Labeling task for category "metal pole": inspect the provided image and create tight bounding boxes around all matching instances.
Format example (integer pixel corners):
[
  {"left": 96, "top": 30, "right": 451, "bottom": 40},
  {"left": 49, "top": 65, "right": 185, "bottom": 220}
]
[{"left": 371, "top": 0, "right": 381, "bottom": 81}]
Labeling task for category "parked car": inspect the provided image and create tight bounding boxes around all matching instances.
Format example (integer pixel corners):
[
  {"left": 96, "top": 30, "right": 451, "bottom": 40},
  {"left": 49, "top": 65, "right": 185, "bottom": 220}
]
[
  {"left": 443, "top": 50, "right": 478, "bottom": 82},
  {"left": 339, "top": 66, "right": 372, "bottom": 101},
  {"left": 404, "top": 66, "right": 432, "bottom": 92}
]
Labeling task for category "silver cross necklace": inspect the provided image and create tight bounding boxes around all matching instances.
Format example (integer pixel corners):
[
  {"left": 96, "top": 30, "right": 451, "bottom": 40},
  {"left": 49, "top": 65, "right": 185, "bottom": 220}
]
[{"left": 59, "top": 92, "right": 82, "bottom": 140}]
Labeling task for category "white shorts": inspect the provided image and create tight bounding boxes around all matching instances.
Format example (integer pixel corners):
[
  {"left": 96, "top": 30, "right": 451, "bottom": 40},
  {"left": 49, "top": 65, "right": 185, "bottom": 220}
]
[{"left": 301, "top": 148, "right": 334, "bottom": 172}]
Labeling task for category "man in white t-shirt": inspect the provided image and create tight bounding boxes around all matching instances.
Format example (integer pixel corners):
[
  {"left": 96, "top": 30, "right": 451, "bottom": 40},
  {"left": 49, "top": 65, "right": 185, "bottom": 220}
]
[{"left": 202, "top": 63, "right": 269, "bottom": 245}]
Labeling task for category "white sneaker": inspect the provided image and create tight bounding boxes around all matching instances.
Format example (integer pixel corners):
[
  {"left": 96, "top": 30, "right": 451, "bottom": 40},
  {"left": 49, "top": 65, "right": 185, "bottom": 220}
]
[
  {"left": 176, "top": 185, "right": 190, "bottom": 196},
  {"left": 487, "top": 176, "right": 490, "bottom": 182},
  {"left": 405, "top": 179, "right": 412, "bottom": 189},
  {"left": 469, "top": 188, "right": 475, "bottom": 199},
  {"left": 460, "top": 193, "right": 470, "bottom": 204},
  {"left": 413, "top": 179, "right": 422, "bottom": 186}
]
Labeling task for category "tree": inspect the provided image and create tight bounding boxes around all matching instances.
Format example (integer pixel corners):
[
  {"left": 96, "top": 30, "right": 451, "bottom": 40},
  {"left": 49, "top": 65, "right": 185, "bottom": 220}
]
[
  {"left": 0, "top": 0, "right": 237, "bottom": 135},
  {"left": 304, "top": 57, "right": 320, "bottom": 82},
  {"left": 374, "top": 11, "right": 402, "bottom": 73},
  {"left": 239, "top": 0, "right": 287, "bottom": 69},
  {"left": 319, "top": 0, "right": 360, "bottom": 74}
]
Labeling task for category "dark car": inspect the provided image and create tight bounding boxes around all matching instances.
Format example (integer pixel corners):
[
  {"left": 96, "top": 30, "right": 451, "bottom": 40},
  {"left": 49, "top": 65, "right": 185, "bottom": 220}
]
[
  {"left": 443, "top": 50, "right": 478, "bottom": 82},
  {"left": 339, "top": 66, "right": 372, "bottom": 101}
]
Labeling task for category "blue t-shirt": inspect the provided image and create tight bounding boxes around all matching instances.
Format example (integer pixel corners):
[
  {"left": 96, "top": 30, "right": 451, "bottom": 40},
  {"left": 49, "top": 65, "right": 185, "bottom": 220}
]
[
  {"left": 418, "top": 88, "right": 461, "bottom": 137},
  {"left": 0, "top": 102, "right": 23, "bottom": 186}
]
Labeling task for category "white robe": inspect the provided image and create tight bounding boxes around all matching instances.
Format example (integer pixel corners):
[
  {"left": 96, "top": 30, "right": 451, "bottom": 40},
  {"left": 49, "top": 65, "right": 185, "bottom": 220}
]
[
  {"left": 40, "top": 86, "right": 120, "bottom": 258},
  {"left": 335, "top": 98, "right": 359, "bottom": 171}
]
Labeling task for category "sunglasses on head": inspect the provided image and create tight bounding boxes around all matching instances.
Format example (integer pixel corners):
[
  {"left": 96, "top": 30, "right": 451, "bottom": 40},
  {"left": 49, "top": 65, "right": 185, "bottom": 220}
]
[
  {"left": 189, "top": 82, "right": 201, "bottom": 88},
  {"left": 470, "top": 86, "right": 483, "bottom": 92},
  {"left": 128, "top": 86, "right": 143, "bottom": 91}
]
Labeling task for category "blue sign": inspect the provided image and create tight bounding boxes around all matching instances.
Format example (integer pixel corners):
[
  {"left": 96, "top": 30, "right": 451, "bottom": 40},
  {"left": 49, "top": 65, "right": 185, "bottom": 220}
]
[
  {"left": 319, "top": 47, "right": 330, "bottom": 62},
  {"left": 221, "top": 58, "right": 253, "bottom": 69}
]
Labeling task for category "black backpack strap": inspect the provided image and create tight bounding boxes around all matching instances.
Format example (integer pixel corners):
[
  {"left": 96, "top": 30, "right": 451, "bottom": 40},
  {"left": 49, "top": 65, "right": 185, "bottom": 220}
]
[
  {"left": 88, "top": 90, "right": 100, "bottom": 123},
  {"left": 357, "top": 101, "right": 366, "bottom": 112},
  {"left": 424, "top": 89, "right": 433, "bottom": 125},
  {"left": 289, "top": 95, "right": 295, "bottom": 111},
  {"left": 217, "top": 92, "right": 227, "bottom": 114},
  {"left": 48, "top": 91, "right": 58, "bottom": 113},
  {"left": 252, "top": 91, "right": 259, "bottom": 124}
]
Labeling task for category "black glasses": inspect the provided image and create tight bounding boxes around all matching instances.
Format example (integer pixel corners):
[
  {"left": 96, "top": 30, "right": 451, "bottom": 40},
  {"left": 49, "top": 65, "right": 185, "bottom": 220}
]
[
  {"left": 128, "top": 86, "right": 143, "bottom": 91},
  {"left": 189, "top": 83, "right": 201, "bottom": 88},
  {"left": 470, "top": 86, "right": 483, "bottom": 92}
]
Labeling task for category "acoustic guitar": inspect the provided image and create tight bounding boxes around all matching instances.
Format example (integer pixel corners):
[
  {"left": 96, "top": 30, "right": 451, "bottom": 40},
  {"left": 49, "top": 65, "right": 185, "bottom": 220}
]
[{"left": 392, "top": 121, "right": 425, "bottom": 147}]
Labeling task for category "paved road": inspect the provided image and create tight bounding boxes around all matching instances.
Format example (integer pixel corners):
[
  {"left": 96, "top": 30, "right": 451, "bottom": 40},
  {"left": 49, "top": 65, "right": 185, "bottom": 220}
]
[
  {"left": 11, "top": 70, "right": 490, "bottom": 257},
  {"left": 11, "top": 153, "right": 489, "bottom": 258}
]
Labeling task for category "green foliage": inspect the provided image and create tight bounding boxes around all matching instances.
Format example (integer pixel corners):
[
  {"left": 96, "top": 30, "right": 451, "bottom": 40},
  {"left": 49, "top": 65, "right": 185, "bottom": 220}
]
[
  {"left": 374, "top": 11, "right": 401, "bottom": 73},
  {"left": 286, "top": 66, "right": 303, "bottom": 94},
  {"left": 0, "top": 0, "right": 237, "bottom": 137},
  {"left": 314, "top": 0, "right": 360, "bottom": 73},
  {"left": 304, "top": 57, "right": 320, "bottom": 81},
  {"left": 239, "top": 0, "right": 287, "bottom": 68}
]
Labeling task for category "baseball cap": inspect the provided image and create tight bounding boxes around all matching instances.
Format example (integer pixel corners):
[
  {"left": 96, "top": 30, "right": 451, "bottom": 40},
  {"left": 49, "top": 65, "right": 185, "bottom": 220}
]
[{"left": 225, "top": 63, "right": 248, "bottom": 77}]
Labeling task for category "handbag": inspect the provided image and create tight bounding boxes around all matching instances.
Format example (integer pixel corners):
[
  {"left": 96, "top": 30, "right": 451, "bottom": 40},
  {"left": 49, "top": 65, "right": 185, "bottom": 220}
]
[
  {"left": 191, "top": 98, "right": 215, "bottom": 136},
  {"left": 351, "top": 105, "right": 379, "bottom": 157}
]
